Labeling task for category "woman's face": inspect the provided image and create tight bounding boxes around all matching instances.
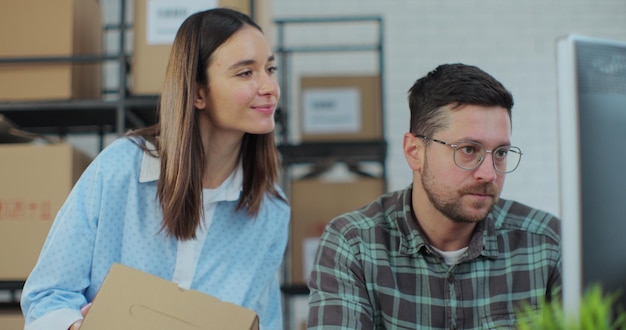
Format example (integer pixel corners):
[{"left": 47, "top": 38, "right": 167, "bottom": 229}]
[{"left": 200, "top": 26, "right": 280, "bottom": 136}]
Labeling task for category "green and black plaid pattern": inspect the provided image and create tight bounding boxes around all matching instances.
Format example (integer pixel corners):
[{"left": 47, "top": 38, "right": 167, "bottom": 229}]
[{"left": 307, "top": 186, "right": 561, "bottom": 330}]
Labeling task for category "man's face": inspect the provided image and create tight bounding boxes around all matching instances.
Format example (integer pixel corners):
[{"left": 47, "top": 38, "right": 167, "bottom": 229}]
[{"left": 419, "top": 105, "right": 512, "bottom": 223}]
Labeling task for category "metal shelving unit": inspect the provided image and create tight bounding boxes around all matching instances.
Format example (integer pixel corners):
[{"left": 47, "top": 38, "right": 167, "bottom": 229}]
[
  {"left": 274, "top": 15, "right": 386, "bottom": 330},
  {"left": 0, "top": 0, "right": 158, "bottom": 144},
  {"left": 0, "top": 0, "right": 159, "bottom": 311},
  {"left": 0, "top": 6, "right": 387, "bottom": 329}
]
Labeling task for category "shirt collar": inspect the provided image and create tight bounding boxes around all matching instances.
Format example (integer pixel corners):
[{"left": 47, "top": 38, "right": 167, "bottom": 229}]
[
  {"left": 397, "top": 184, "right": 499, "bottom": 260},
  {"left": 138, "top": 142, "right": 243, "bottom": 203},
  {"left": 139, "top": 141, "right": 159, "bottom": 183},
  {"left": 396, "top": 185, "right": 427, "bottom": 255},
  {"left": 203, "top": 163, "right": 243, "bottom": 203}
]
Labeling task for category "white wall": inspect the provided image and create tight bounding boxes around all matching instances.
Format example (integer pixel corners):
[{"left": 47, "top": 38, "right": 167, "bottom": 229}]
[
  {"left": 270, "top": 0, "right": 626, "bottom": 217},
  {"left": 93, "top": 0, "right": 626, "bottom": 217}
]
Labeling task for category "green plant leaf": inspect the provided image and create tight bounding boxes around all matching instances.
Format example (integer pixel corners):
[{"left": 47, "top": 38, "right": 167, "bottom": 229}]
[{"left": 515, "top": 283, "right": 626, "bottom": 330}]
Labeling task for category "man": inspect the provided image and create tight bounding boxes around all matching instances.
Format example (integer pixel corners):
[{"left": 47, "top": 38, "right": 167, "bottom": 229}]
[{"left": 307, "top": 63, "right": 561, "bottom": 329}]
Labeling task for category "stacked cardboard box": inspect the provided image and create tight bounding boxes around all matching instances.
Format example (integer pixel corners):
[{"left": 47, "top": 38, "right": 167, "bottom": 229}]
[
  {"left": 290, "top": 73, "right": 385, "bottom": 284},
  {"left": 0, "top": 0, "right": 102, "bottom": 101},
  {"left": 132, "top": 0, "right": 270, "bottom": 95},
  {"left": 299, "top": 75, "right": 382, "bottom": 142},
  {"left": 0, "top": 143, "right": 92, "bottom": 280},
  {"left": 289, "top": 177, "right": 384, "bottom": 284},
  {"left": 0, "top": 310, "right": 23, "bottom": 330}
]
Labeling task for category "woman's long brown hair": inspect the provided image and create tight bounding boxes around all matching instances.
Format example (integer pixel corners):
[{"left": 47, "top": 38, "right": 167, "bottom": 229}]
[{"left": 128, "top": 8, "right": 284, "bottom": 240}]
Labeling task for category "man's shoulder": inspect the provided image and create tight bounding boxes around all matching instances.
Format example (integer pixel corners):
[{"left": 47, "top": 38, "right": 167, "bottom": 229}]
[
  {"left": 492, "top": 198, "right": 561, "bottom": 241},
  {"left": 325, "top": 189, "right": 407, "bottom": 240}
]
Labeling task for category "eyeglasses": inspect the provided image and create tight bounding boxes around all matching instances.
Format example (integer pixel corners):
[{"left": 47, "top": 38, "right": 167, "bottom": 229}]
[{"left": 415, "top": 134, "right": 522, "bottom": 173}]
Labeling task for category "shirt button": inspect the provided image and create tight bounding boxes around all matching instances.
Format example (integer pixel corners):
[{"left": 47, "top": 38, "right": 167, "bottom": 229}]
[{"left": 448, "top": 274, "right": 455, "bottom": 283}]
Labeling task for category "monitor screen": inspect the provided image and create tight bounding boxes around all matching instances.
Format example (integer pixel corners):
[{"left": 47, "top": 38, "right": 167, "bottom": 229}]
[{"left": 557, "top": 34, "right": 626, "bottom": 314}]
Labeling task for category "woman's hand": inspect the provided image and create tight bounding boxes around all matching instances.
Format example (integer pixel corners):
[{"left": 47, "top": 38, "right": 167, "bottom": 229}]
[{"left": 68, "top": 303, "right": 92, "bottom": 330}]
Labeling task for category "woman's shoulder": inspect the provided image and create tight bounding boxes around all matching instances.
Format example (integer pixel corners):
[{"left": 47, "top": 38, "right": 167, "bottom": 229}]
[
  {"left": 98, "top": 136, "right": 145, "bottom": 157},
  {"left": 260, "top": 185, "right": 290, "bottom": 220},
  {"left": 91, "top": 137, "right": 146, "bottom": 173}
]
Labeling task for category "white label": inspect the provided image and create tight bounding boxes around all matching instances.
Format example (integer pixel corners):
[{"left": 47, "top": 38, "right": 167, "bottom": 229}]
[
  {"left": 302, "top": 237, "right": 321, "bottom": 282},
  {"left": 302, "top": 87, "right": 361, "bottom": 134},
  {"left": 147, "top": 0, "right": 218, "bottom": 45}
]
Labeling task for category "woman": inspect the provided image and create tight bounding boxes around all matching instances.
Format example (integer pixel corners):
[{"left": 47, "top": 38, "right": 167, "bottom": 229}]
[{"left": 21, "top": 8, "right": 289, "bottom": 330}]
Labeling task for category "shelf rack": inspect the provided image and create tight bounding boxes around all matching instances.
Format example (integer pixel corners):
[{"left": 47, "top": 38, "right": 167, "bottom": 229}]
[
  {"left": 0, "top": 0, "right": 158, "bottom": 145},
  {"left": 273, "top": 15, "right": 386, "bottom": 330},
  {"left": 0, "top": 6, "right": 387, "bottom": 329},
  {"left": 0, "top": 0, "right": 156, "bottom": 311}
]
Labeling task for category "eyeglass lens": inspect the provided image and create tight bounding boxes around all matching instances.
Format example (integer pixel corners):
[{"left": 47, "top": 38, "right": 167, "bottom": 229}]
[{"left": 453, "top": 141, "right": 521, "bottom": 173}]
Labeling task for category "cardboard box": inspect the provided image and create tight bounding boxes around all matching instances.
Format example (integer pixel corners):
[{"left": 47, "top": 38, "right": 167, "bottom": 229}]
[
  {"left": 300, "top": 75, "right": 382, "bottom": 142},
  {"left": 0, "top": 0, "right": 102, "bottom": 101},
  {"left": 0, "top": 310, "right": 24, "bottom": 330},
  {"left": 290, "top": 177, "right": 384, "bottom": 284},
  {"left": 0, "top": 143, "right": 92, "bottom": 280},
  {"left": 81, "top": 263, "right": 259, "bottom": 330},
  {"left": 132, "top": 0, "right": 270, "bottom": 95}
]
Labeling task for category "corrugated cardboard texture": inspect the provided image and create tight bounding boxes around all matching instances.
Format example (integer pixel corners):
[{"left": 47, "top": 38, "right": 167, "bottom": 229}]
[
  {"left": 290, "top": 177, "right": 384, "bottom": 284},
  {"left": 300, "top": 75, "right": 382, "bottom": 142},
  {"left": 131, "top": 0, "right": 262, "bottom": 95},
  {"left": 0, "top": 0, "right": 102, "bottom": 101},
  {"left": 0, "top": 310, "right": 24, "bottom": 330},
  {"left": 0, "top": 143, "right": 92, "bottom": 280},
  {"left": 81, "top": 263, "right": 260, "bottom": 330}
]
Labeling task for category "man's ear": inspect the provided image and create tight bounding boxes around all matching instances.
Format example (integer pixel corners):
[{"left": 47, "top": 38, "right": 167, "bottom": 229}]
[
  {"left": 194, "top": 85, "right": 208, "bottom": 110},
  {"left": 403, "top": 132, "right": 424, "bottom": 171}
]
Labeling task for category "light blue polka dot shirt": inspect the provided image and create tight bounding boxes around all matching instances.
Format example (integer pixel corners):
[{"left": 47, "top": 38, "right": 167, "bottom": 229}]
[{"left": 21, "top": 137, "right": 290, "bottom": 330}]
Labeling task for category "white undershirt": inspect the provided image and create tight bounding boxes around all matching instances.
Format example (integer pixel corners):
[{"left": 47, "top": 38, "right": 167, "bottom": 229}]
[
  {"left": 170, "top": 165, "right": 243, "bottom": 289},
  {"left": 431, "top": 246, "right": 469, "bottom": 266}
]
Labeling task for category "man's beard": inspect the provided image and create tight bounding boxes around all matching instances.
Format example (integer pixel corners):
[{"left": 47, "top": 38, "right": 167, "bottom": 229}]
[{"left": 421, "top": 164, "right": 499, "bottom": 223}]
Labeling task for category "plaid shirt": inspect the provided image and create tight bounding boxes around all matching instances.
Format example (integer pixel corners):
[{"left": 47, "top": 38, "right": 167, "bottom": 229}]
[{"left": 307, "top": 185, "right": 561, "bottom": 330}]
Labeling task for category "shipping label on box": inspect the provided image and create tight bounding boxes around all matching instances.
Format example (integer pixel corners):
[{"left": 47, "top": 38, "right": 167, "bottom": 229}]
[
  {"left": 81, "top": 263, "right": 259, "bottom": 330},
  {"left": 132, "top": 0, "right": 256, "bottom": 95},
  {"left": 146, "top": 0, "right": 218, "bottom": 45},
  {"left": 302, "top": 237, "right": 321, "bottom": 284},
  {"left": 302, "top": 87, "right": 361, "bottom": 134},
  {"left": 300, "top": 75, "right": 382, "bottom": 142}
]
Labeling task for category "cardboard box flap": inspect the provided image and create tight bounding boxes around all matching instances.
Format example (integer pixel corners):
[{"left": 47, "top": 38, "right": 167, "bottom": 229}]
[{"left": 81, "top": 263, "right": 259, "bottom": 330}]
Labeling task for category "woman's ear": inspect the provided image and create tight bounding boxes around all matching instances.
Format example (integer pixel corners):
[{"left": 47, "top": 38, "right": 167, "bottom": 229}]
[
  {"left": 403, "top": 132, "right": 424, "bottom": 172},
  {"left": 194, "top": 85, "right": 208, "bottom": 110}
]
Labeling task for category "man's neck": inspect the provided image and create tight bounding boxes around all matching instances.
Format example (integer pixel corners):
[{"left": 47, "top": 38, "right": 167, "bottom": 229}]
[
  {"left": 419, "top": 215, "right": 476, "bottom": 251},
  {"left": 412, "top": 193, "right": 477, "bottom": 251}
]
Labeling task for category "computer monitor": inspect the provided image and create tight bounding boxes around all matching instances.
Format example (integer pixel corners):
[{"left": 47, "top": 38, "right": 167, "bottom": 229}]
[{"left": 557, "top": 34, "right": 626, "bottom": 314}]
